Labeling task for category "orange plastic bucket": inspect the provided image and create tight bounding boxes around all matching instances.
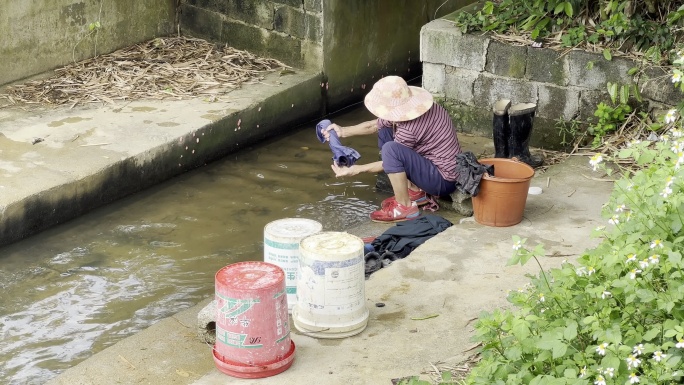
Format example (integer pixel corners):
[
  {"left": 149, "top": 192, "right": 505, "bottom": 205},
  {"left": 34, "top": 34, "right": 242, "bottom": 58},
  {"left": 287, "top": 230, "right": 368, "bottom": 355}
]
[
  {"left": 213, "top": 261, "right": 295, "bottom": 378},
  {"left": 472, "top": 158, "right": 535, "bottom": 227}
]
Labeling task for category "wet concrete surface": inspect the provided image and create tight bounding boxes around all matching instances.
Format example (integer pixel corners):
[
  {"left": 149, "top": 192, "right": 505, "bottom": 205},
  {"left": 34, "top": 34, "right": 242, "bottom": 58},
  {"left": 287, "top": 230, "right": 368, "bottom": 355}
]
[
  {"left": 45, "top": 153, "right": 614, "bottom": 385},
  {"left": 1, "top": 66, "right": 615, "bottom": 385}
]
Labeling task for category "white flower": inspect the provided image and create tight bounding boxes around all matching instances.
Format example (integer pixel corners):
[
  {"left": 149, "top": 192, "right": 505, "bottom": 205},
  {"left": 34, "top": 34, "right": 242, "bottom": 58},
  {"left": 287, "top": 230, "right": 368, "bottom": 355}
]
[
  {"left": 590, "top": 154, "right": 603, "bottom": 171},
  {"left": 596, "top": 342, "right": 609, "bottom": 356},
  {"left": 604, "top": 367, "right": 615, "bottom": 378},
  {"left": 676, "top": 338, "right": 684, "bottom": 348},
  {"left": 576, "top": 267, "right": 587, "bottom": 277},
  {"left": 653, "top": 351, "right": 666, "bottom": 362},
  {"left": 627, "top": 139, "right": 642, "bottom": 148},
  {"left": 626, "top": 354, "right": 642, "bottom": 369},
  {"left": 594, "top": 375, "right": 606, "bottom": 385},
  {"left": 661, "top": 186, "right": 673, "bottom": 198},
  {"left": 602, "top": 291, "right": 612, "bottom": 299},
  {"left": 629, "top": 268, "right": 642, "bottom": 279},
  {"left": 629, "top": 372, "right": 640, "bottom": 384},
  {"left": 633, "top": 344, "right": 644, "bottom": 356},
  {"left": 661, "top": 134, "right": 671, "bottom": 143},
  {"left": 666, "top": 109, "right": 678, "bottom": 124},
  {"left": 587, "top": 266, "right": 596, "bottom": 276},
  {"left": 512, "top": 240, "right": 522, "bottom": 250},
  {"left": 538, "top": 293, "right": 545, "bottom": 303},
  {"left": 650, "top": 239, "right": 664, "bottom": 249},
  {"left": 608, "top": 215, "right": 620, "bottom": 225},
  {"left": 671, "top": 141, "right": 684, "bottom": 152},
  {"left": 626, "top": 254, "right": 637, "bottom": 263},
  {"left": 673, "top": 71, "right": 682, "bottom": 83},
  {"left": 666, "top": 176, "right": 676, "bottom": 186},
  {"left": 673, "top": 130, "right": 684, "bottom": 139},
  {"left": 649, "top": 254, "right": 660, "bottom": 265},
  {"left": 579, "top": 366, "right": 587, "bottom": 378},
  {"left": 615, "top": 204, "right": 626, "bottom": 212},
  {"left": 639, "top": 259, "right": 650, "bottom": 269}
]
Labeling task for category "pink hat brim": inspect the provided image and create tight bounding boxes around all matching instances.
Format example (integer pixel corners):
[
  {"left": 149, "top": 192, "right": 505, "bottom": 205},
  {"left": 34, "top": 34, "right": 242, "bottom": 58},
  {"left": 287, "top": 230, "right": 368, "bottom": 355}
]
[{"left": 364, "top": 86, "right": 434, "bottom": 122}]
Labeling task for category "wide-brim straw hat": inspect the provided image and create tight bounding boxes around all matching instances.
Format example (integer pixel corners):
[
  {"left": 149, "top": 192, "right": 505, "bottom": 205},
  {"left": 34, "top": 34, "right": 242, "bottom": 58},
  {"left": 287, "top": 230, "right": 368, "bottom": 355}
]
[{"left": 364, "top": 76, "right": 434, "bottom": 122}]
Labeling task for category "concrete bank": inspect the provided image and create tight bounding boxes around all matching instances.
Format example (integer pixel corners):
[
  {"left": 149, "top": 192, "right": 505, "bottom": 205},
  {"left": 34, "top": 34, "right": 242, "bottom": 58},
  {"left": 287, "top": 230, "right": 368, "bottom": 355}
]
[
  {"left": 0, "top": 70, "right": 322, "bottom": 246},
  {"left": 46, "top": 154, "right": 615, "bottom": 385}
]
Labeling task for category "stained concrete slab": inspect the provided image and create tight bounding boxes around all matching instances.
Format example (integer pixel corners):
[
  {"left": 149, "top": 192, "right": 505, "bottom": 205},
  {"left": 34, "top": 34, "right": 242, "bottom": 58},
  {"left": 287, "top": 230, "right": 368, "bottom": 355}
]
[
  {"left": 0, "top": 69, "right": 322, "bottom": 246},
  {"left": 46, "top": 154, "right": 615, "bottom": 385}
]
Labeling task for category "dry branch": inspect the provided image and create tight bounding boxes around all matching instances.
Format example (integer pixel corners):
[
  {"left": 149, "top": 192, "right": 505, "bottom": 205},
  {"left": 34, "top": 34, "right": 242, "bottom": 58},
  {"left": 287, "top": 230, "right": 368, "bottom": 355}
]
[{"left": 0, "top": 36, "right": 290, "bottom": 107}]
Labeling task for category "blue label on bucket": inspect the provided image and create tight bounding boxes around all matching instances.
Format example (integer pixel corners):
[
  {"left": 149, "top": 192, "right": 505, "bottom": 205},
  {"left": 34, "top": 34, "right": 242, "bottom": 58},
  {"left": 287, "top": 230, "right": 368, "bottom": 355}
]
[{"left": 264, "top": 239, "right": 300, "bottom": 250}]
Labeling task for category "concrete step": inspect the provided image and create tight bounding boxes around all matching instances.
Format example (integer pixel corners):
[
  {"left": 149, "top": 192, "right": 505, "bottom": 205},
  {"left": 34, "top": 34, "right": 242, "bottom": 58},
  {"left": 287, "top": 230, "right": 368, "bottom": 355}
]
[{"left": 0, "top": 70, "right": 322, "bottom": 246}]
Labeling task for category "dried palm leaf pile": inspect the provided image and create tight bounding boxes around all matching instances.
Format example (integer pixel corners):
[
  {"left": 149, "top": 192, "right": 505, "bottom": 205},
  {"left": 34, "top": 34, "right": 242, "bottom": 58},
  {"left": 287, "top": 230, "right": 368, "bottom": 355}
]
[{"left": 0, "top": 36, "right": 291, "bottom": 107}]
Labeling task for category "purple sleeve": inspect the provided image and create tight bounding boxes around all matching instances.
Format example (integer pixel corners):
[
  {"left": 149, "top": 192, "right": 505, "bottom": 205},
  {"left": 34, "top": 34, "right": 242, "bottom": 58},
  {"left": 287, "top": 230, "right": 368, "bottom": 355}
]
[{"left": 377, "top": 118, "right": 392, "bottom": 130}]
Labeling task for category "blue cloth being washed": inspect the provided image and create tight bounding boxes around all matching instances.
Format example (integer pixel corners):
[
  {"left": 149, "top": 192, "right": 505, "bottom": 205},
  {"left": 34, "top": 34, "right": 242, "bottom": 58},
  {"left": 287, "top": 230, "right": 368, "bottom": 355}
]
[{"left": 316, "top": 119, "right": 361, "bottom": 166}]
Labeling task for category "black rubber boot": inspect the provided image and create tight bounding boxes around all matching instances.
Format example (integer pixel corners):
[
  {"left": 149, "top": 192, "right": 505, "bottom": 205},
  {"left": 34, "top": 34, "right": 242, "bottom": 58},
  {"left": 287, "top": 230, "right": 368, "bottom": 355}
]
[
  {"left": 508, "top": 103, "right": 543, "bottom": 168},
  {"left": 492, "top": 99, "right": 511, "bottom": 158}
]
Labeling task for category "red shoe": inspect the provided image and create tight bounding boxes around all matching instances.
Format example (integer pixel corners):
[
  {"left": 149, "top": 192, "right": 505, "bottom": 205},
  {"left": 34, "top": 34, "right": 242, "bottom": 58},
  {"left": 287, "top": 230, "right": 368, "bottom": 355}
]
[
  {"left": 381, "top": 189, "right": 428, "bottom": 208},
  {"left": 370, "top": 200, "right": 420, "bottom": 223}
]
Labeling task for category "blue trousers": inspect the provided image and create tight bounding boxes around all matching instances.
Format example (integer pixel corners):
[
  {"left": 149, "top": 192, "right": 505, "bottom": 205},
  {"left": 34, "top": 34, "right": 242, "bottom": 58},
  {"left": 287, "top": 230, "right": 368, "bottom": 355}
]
[{"left": 378, "top": 127, "right": 456, "bottom": 197}]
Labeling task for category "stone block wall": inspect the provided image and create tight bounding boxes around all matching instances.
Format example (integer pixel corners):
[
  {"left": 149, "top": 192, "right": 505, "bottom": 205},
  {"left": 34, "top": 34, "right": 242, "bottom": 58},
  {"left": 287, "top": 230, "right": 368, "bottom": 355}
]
[
  {"left": 421, "top": 19, "right": 681, "bottom": 150},
  {"left": 180, "top": 0, "right": 324, "bottom": 70}
]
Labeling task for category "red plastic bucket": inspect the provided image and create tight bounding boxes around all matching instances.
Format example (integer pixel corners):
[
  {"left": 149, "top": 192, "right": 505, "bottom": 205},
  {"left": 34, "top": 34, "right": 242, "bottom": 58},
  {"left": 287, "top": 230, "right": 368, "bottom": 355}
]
[{"left": 213, "top": 261, "right": 295, "bottom": 379}]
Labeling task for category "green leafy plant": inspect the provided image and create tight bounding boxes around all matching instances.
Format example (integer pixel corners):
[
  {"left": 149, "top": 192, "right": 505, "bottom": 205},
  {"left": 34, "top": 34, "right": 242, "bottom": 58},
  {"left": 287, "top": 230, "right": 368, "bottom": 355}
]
[
  {"left": 588, "top": 102, "right": 632, "bottom": 148},
  {"left": 397, "top": 372, "right": 457, "bottom": 385},
  {"left": 465, "top": 50, "right": 684, "bottom": 385},
  {"left": 555, "top": 116, "right": 582, "bottom": 148},
  {"left": 587, "top": 82, "right": 642, "bottom": 148},
  {"left": 452, "top": 0, "right": 684, "bottom": 65},
  {"left": 71, "top": 0, "right": 105, "bottom": 62}
]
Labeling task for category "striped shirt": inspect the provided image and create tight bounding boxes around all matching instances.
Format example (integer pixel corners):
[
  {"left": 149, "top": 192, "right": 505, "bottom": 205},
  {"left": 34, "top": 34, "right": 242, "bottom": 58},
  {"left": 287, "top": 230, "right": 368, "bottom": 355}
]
[{"left": 378, "top": 103, "right": 461, "bottom": 181}]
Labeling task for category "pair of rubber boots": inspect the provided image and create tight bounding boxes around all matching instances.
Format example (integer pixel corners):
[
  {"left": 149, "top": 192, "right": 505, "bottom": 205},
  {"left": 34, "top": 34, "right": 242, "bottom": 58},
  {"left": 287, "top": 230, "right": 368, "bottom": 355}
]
[{"left": 492, "top": 100, "right": 543, "bottom": 168}]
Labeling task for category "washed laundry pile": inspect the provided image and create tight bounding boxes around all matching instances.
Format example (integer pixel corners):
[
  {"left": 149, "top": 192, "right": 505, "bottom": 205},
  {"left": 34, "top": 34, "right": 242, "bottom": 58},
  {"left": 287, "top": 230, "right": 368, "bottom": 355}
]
[{"left": 363, "top": 214, "right": 453, "bottom": 277}]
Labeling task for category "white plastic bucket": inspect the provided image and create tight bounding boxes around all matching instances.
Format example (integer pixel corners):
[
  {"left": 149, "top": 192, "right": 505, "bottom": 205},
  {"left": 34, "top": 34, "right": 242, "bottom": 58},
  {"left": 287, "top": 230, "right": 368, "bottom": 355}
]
[
  {"left": 293, "top": 231, "right": 368, "bottom": 338},
  {"left": 263, "top": 218, "right": 322, "bottom": 313}
]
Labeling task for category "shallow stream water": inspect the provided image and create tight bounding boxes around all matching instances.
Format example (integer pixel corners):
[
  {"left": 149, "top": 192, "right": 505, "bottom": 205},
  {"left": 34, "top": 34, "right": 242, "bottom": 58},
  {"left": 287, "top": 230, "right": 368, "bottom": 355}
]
[{"left": 0, "top": 105, "right": 385, "bottom": 385}]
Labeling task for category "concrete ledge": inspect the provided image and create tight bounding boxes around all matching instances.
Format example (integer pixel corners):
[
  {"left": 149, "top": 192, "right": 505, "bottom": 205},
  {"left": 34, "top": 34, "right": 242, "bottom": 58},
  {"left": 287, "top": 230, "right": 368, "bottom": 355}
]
[{"left": 0, "top": 70, "right": 322, "bottom": 246}]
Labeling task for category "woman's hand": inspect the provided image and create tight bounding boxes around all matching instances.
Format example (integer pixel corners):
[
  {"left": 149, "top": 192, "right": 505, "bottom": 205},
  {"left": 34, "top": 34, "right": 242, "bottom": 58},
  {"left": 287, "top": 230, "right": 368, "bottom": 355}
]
[
  {"left": 331, "top": 163, "right": 357, "bottom": 177},
  {"left": 321, "top": 123, "right": 344, "bottom": 142}
]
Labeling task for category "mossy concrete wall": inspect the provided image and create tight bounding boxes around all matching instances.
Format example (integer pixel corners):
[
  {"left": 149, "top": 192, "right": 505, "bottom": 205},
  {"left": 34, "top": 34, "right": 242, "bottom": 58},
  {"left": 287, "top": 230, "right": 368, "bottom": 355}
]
[
  {"left": 180, "top": 0, "right": 475, "bottom": 113},
  {"left": 321, "top": 0, "right": 475, "bottom": 113},
  {"left": 0, "top": 0, "right": 176, "bottom": 87},
  {"left": 180, "top": 0, "right": 324, "bottom": 71},
  {"left": 421, "top": 18, "right": 683, "bottom": 150}
]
